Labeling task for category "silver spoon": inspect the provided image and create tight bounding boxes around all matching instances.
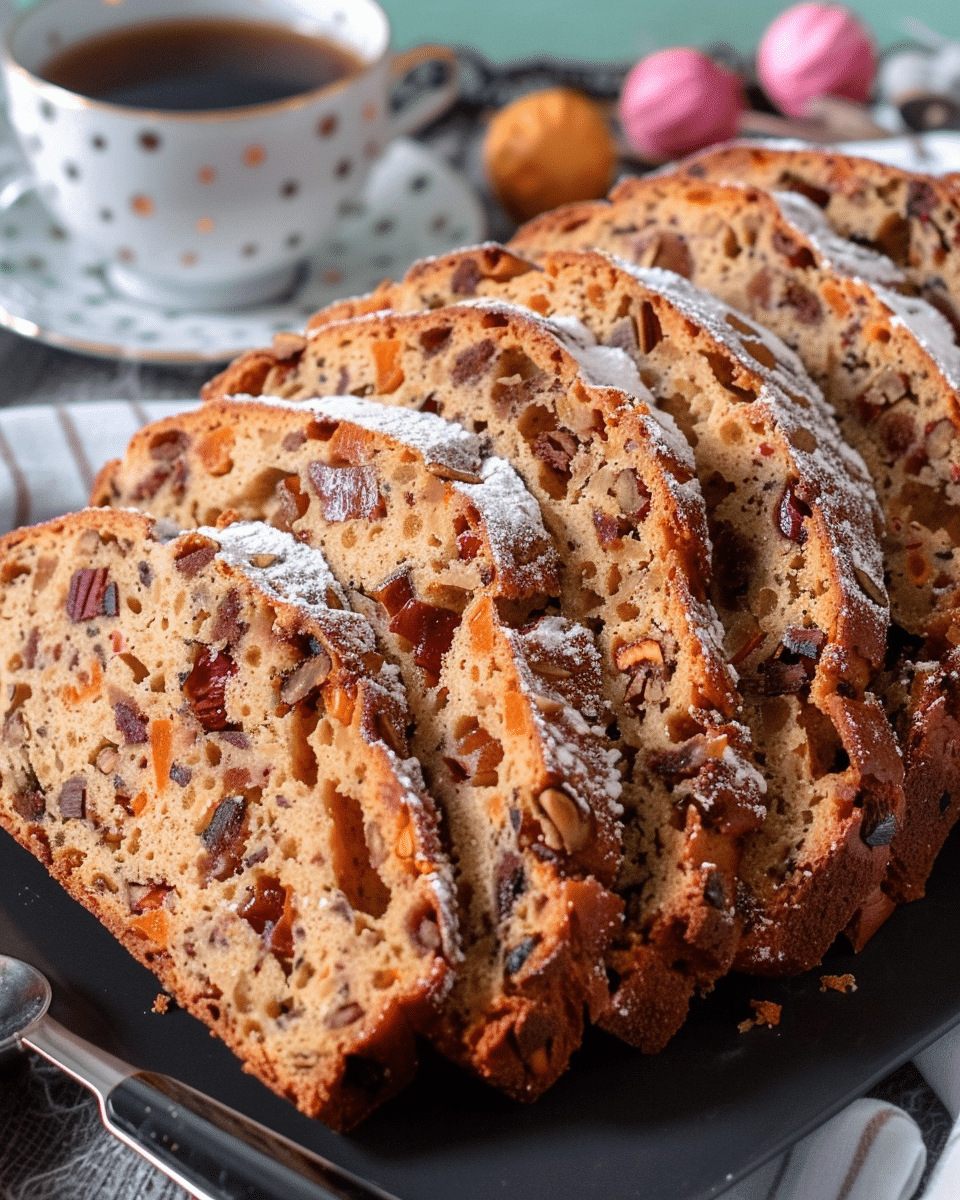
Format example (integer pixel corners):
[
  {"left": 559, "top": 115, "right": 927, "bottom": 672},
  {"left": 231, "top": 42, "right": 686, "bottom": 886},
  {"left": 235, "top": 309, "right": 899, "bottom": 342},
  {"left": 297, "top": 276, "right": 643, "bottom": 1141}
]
[{"left": 0, "top": 953, "right": 399, "bottom": 1200}]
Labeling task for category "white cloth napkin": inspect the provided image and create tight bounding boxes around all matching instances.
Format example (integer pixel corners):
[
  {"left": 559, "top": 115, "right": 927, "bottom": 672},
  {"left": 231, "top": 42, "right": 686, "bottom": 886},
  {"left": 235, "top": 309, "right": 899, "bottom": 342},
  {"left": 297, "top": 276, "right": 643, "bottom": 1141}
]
[
  {"left": 915, "top": 1026, "right": 960, "bottom": 1198},
  {"left": 723, "top": 1098, "right": 926, "bottom": 1200}
]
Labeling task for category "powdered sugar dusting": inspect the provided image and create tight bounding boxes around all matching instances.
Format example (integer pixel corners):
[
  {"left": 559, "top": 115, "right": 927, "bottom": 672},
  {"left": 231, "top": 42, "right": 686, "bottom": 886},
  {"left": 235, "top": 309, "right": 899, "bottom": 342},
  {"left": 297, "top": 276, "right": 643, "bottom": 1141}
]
[
  {"left": 612, "top": 262, "right": 889, "bottom": 618},
  {"left": 454, "top": 456, "right": 558, "bottom": 588},
  {"left": 237, "top": 393, "right": 486, "bottom": 481},
  {"left": 772, "top": 190, "right": 906, "bottom": 286},
  {"left": 542, "top": 311, "right": 694, "bottom": 460},
  {"left": 871, "top": 284, "right": 960, "bottom": 394},
  {"left": 508, "top": 615, "right": 624, "bottom": 821},
  {"left": 200, "top": 520, "right": 351, "bottom": 616}
]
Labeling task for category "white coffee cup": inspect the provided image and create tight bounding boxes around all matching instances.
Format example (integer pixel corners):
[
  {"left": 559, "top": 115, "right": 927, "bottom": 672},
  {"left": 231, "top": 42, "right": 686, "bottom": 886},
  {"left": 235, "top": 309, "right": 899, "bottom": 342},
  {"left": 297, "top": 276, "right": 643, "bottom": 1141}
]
[{"left": 0, "top": 0, "right": 458, "bottom": 310}]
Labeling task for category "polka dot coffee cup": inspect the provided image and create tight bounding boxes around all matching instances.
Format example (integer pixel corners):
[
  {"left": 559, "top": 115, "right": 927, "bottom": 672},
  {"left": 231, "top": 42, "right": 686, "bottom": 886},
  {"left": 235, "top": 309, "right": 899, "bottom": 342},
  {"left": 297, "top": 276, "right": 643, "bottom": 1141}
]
[{"left": 0, "top": 0, "right": 458, "bottom": 310}]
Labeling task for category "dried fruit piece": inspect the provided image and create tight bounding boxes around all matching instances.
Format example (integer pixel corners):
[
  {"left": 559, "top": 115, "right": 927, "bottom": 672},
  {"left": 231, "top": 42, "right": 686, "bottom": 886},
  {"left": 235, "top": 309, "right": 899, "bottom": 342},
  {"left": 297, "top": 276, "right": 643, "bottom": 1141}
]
[
  {"left": 238, "top": 874, "right": 294, "bottom": 962},
  {"left": 200, "top": 795, "right": 247, "bottom": 881},
  {"left": 776, "top": 479, "right": 812, "bottom": 544},
  {"left": 114, "top": 700, "right": 148, "bottom": 745},
  {"left": 648, "top": 732, "right": 726, "bottom": 783},
  {"left": 129, "top": 882, "right": 173, "bottom": 913},
  {"left": 13, "top": 788, "right": 44, "bottom": 821},
  {"left": 389, "top": 599, "right": 461, "bottom": 676}
]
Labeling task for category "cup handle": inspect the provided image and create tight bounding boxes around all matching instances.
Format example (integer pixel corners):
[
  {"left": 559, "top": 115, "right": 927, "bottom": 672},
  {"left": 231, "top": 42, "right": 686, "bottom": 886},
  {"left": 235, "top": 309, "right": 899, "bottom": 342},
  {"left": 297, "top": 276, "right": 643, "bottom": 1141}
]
[
  {"left": 388, "top": 45, "right": 459, "bottom": 138},
  {"left": 0, "top": 141, "right": 37, "bottom": 211}
]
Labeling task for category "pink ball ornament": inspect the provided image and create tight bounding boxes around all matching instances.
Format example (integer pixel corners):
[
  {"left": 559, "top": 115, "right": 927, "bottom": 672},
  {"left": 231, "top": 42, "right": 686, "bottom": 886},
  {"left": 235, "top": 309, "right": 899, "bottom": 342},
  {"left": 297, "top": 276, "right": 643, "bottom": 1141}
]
[
  {"left": 619, "top": 48, "right": 747, "bottom": 162},
  {"left": 757, "top": 3, "right": 877, "bottom": 117}
]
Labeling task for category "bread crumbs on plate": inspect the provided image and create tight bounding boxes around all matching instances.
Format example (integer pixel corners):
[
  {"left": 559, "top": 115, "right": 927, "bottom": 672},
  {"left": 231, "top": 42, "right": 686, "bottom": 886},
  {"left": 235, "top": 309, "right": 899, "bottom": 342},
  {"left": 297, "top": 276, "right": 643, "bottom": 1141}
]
[
  {"left": 152, "top": 992, "right": 171, "bottom": 1015},
  {"left": 739, "top": 1000, "right": 782, "bottom": 1032},
  {"left": 820, "top": 973, "right": 857, "bottom": 994}
]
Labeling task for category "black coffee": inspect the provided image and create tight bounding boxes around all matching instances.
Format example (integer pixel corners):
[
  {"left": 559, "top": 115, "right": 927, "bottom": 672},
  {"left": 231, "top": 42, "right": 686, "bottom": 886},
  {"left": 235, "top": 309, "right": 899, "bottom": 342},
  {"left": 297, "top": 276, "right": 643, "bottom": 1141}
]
[{"left": 39, "top": 17, "right": 364, "bottom": 111}]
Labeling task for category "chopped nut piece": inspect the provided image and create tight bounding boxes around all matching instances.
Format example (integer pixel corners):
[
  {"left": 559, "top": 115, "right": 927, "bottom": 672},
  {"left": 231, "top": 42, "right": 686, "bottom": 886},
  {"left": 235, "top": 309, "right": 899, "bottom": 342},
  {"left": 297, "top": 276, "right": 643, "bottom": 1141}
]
[
  {"left": 280, "top": 649, "right": 333, "bottom": 705},
  {"left": 425, "top": 458, "right": 483, "bottom": 484},
  {"left": 183, "top": 648, "right": 238, "bottom": 732},
  {"left": 537, "top": 788, "right": 589, "bottom": 853},
  {"left": 739, "top": 999, "right": 782, "bottom": 1032},
  {"left": 67, "top": 568, "right": 111, "bottom": 622},
  {"left": 58, "top": 776, "right": 86, "bottom": 820},
  {"left": 820, "top": 973, "right": 857, "bottom": 994},
  {"left": 615, "top": 638, "right": 663, "bottom": 671},
  {"left": 95, "top": 746, "right": 120, "bottom": 774}
]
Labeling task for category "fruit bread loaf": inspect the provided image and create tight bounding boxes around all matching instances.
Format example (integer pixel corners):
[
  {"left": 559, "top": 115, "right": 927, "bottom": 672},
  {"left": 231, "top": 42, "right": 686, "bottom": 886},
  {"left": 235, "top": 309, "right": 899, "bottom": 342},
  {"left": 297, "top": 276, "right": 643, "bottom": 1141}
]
[
  {"left": 667, "top": 140, "right": 960, "bottom": 336},
  {"left": 512, "top": 176, "right": 960, "bottom": 928},
  {"left": 94, "top": 395, "right": 625, "bottom": 1098},
  {"left": 270, "top": 245, "right": 904, "bottom": 976},
  {"left": 0, "top": 508, "right": 458, "bottom": 1131},
  {"left": 203, "top": 301, "right": 775, "bottom": 1050}
]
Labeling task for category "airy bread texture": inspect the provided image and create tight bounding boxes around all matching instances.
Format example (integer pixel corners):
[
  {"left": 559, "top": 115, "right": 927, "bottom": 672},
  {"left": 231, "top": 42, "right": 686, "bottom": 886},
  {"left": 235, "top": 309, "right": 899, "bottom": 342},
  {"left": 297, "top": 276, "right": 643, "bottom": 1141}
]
[
  {"left": 203, "top": 300, "right": 771, "bottom": 1050},
  {"left": 257, "top": 243, "right": 904, "bottom": 977},
  {"left": 669, "top": 140, "right": 960, "bottom": 336},
  {"left": 93, "top": 396, "right": 624, "bottom": 1099},
  {"left": 0, "top": 509, "right": 457, "bottom": 1130},
  {"left": 512, "top": 174, "right": 960, "bottom": 932}
]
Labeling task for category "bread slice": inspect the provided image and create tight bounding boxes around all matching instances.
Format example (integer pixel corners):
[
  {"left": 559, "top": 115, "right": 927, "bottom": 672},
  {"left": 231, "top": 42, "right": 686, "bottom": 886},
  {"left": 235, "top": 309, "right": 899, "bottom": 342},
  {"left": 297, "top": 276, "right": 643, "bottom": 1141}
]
[
  {"left": 0, "top": 508, "right": 457, "bottom": 1131},
  {"left": 94, "top": 396, "right": 625, "bottom": 1098},
  {"left": 204, "top": 301, "right": 781, "bottom": 1049},
  {"left": 256, "top": 246, "right": 905, "bottom": 976},
  {"left": 668, "top": 140, "right": 960, "bottom": 336},
  {"left": 511, "top": 175, "right": 960, "bottom": 930}
]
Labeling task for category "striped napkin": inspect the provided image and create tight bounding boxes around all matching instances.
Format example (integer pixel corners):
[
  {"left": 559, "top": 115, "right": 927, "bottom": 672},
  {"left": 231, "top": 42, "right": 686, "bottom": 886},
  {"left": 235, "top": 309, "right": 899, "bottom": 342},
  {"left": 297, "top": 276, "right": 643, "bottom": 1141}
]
[
  {"left": 0, "top": 399, "right": 197, "bottom": 532},
  {"left": 724, "top": 1098, "right": 926, "bottom": 1200}
]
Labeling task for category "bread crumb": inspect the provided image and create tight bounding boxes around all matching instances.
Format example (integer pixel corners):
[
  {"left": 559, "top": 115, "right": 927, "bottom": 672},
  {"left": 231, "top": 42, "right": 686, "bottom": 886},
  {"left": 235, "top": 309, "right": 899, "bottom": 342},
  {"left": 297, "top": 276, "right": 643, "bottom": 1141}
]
[
  {"left": 738, "top": 999, "right": 782, "bottom": 1032},
  {"left": 820, "top": 973, "right": 857, "bottom": 994},
  {"left": 152, "top": 992, "right": 171, "bottom": 1014}
]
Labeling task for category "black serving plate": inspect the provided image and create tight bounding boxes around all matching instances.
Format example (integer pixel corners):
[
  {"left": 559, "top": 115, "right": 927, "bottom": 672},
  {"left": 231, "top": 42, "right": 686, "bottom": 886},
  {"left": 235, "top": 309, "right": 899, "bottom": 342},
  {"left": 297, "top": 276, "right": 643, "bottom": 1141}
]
[{"left": 2, "top": 822, "right": 960, "bottom": 1200}]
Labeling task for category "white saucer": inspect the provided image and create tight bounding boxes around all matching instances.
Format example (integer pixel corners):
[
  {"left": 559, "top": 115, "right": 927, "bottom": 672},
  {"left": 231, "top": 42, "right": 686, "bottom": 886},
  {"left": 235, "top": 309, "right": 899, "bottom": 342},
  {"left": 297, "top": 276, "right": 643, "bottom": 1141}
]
[{"left": 0, "top": 137, "right": 485, "bottom": 363}]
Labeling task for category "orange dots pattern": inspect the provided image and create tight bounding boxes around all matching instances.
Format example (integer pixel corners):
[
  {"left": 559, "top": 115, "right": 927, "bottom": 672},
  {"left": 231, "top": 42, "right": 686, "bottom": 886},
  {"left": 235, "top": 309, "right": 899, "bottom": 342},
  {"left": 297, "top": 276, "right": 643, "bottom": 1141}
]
[
  {"left": 131, "top": 194, "right": 154, "bottom": 217},
  {"left": 243, "top": 145, "right": 266, "bottom": 168},
  {"left": 197, "top": 166, "right": 217, "bottom": 185}
]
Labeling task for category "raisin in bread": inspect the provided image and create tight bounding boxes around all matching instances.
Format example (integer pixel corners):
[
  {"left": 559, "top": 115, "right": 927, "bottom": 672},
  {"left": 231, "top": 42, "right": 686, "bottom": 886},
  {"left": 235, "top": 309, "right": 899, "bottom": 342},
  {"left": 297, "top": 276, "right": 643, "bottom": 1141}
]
[
  {"left": 668, "top": 141, "right": 960, "bottom": 336},
  {"left": 274, "top": 246, "right": 904, "bottom": 975},
  {"left": 94, "top": 396, "right": 624, "bottom": 1098},
  {"left": 0, "top": 508, "right": 458, "bottom": 1131},
  {"left": 512, "top": 175, "right": 960, "bottom": 926},
  {"left": 201, "top": 303, "right": 770, "bottom": 1048}
]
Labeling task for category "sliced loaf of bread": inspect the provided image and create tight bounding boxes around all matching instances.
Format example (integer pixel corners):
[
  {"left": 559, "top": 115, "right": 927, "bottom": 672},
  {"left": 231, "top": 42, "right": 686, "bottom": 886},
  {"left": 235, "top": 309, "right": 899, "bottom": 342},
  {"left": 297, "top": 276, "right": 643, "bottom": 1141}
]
[
  {"left": 668, "top": 141, "right": 960, "bottom": 336},
  {"left": 511, "top": 175, "right": 960, "bottom": 928},
  {"left": 265, "top": 246, "right": 904, "bottom": 975},
  {"left": 94, "top": 396, "right": 624, "bottom": 1097},
  {"left": 203, "top": 302, "right": 774, "bottom": 1045},
  {"left": 0, "top": 508, "right": 457, "bottom": 1130}
]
